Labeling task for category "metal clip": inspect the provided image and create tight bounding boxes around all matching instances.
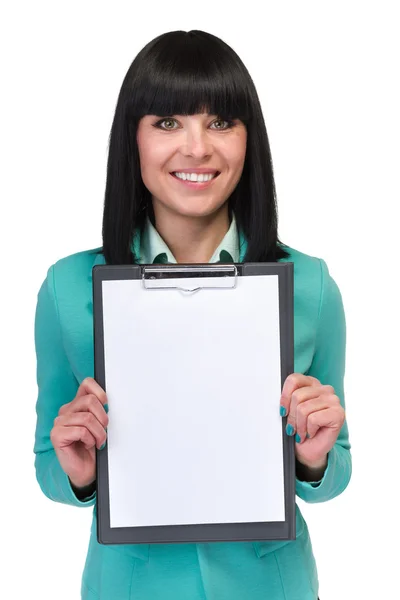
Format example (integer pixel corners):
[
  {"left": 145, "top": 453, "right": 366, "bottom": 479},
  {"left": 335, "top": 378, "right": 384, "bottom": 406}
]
[{"left": 142, "top": 265, "right": 238, "bottom": 293}]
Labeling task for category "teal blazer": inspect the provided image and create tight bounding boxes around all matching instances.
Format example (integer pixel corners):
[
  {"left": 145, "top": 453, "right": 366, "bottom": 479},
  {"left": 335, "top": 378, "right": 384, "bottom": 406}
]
[{"left": 33, "top": 238, "right": 351, "bottom": 600}]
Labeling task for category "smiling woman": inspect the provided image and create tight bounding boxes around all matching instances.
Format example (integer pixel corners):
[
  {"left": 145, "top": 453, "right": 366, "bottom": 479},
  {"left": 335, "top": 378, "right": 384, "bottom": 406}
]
[
  {"left": 100, "top": 29, "right": 291, "bottom": 266},
  {"left": 135, "top": 110, "right": 247, "bottom": 260},
  {"left": 33, "top": 28, "right": 350, "bottom": 600}
]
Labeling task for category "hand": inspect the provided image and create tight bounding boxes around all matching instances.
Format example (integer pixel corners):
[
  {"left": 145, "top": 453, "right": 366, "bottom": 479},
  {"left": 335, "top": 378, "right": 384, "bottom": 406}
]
[
  {"left": 50, "top": 377, "right": 109, "bottom": 489},
  {"left": 280, "top": 373, "right": 345, "bottom": 471}
]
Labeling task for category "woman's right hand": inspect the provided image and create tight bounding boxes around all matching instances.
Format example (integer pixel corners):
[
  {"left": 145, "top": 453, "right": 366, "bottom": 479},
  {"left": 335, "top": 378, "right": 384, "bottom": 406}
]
[{"left": 50, "top": 377, "right": 109, "bottom": 489}]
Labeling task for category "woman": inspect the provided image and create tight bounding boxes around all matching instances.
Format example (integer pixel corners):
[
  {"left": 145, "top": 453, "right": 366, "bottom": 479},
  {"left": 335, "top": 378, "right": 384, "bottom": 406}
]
[{"left": 33, "top": 29, "right": 351, "bottom": 600}]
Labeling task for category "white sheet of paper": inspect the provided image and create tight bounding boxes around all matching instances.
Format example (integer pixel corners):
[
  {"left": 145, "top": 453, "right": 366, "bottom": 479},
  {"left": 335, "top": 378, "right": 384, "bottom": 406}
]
[{"left": 102, "top": 274, "right": 285, "bottom": 528}]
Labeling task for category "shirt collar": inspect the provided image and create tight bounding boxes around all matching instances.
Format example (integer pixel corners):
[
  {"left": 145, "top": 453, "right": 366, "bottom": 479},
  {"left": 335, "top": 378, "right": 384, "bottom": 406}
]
[{"left": 139, "top": 213, "right": 240, "bottom": 264}]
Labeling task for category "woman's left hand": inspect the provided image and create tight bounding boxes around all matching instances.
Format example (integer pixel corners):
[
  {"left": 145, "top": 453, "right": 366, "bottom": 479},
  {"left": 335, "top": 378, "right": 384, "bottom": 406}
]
[{"left": 280, "top": 373, "right": 345, "bottom": 471}]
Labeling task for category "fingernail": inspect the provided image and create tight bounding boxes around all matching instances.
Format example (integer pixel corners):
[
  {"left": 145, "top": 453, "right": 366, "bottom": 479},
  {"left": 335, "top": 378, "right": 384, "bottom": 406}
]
[
  {"left": 295, "top": 433, "right": 302, "bottom": 443},
  {"left": 280, "top": 406, "right": 287, "bottom": 417},
  {"left": 104, "top": 403, "right": 109, "bottom": 414},
  {"left": 100, "top": 441, "right": 106, "bottom": 450},
  {"left": 286, "top": 424, "right": 294, "bottom": 436}
]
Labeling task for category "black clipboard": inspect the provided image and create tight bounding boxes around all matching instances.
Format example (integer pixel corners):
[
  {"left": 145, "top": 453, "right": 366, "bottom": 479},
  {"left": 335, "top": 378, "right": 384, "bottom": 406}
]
[{"left": 93, "top": 262, "right": 295, "bottom": 545}]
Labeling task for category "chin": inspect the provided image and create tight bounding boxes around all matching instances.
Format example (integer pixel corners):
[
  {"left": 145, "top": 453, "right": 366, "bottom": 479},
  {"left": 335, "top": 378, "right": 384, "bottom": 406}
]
[{"left": 168, "top": 199, "right": 227, "bottom": 219}]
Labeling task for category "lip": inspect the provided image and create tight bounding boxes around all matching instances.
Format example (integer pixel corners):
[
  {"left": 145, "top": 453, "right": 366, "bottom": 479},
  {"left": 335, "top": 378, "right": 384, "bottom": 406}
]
[
  {"left": 170, "top": 171, "right": 220, "bottom": 189},
  {"left": 170, "top": 168, "right": 220, "bottom": 174}
]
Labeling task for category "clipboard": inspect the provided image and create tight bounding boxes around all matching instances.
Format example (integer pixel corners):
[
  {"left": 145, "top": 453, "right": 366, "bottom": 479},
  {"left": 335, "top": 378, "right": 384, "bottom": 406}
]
[{"left": 92, "top": 262, "right": 295, "bottom": 545}]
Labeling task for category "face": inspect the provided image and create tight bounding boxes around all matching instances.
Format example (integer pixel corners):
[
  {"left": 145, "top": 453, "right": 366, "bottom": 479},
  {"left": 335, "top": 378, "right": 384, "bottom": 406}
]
[{"left": 136, "top": 113, "right": 247, "bottom": 219}]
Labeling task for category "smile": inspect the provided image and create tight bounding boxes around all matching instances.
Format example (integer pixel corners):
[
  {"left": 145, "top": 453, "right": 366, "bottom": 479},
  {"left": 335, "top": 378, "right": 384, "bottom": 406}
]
[{"left": 170, "top": 171, "right": 220, "bottom": 189}]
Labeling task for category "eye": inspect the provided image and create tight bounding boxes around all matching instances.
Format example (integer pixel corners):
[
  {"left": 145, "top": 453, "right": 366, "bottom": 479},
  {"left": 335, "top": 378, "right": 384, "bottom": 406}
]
[
  {"left": 210, "top": 118, "right": 235, "bottom": 130},
  {"left": 152, "top": 117, "right": 236, "bottom": 131},
  {"left": 154, "top": 117, "right": 178, "bottom": 130}
]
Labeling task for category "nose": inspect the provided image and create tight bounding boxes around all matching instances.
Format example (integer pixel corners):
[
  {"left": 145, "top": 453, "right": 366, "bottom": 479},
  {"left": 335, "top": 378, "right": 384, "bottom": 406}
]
[{"left": 180, "top": 125, "right": 213, "bottom": 160}]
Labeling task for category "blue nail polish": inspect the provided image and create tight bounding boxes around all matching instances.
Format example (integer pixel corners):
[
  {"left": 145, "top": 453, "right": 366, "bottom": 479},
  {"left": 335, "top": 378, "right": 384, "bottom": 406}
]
[
  {"left": 286, "top": 424, "right": 294, "bottom": 436},
  {"left": 280, "top": 406, "right": 287, "bottom": 417},
  {"left": 104, "top": 403, "right": 109, "bottom": 414},
  {"left": 100, "top": 441, "right": 106, "bottom": 450},
  {"left": 295, "top": 433, "right": 301, "bottom": 443}
]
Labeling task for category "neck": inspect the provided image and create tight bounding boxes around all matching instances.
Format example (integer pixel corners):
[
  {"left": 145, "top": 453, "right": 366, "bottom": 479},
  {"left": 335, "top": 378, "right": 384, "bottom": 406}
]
[{"left": 151, "top": 201, "right": 230, "bottom": 263}]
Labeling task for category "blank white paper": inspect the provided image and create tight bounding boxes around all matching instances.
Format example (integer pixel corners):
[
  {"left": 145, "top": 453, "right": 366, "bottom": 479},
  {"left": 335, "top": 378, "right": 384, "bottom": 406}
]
[{"left": 102, "top": 274, "right": 285, "bottom": 528}]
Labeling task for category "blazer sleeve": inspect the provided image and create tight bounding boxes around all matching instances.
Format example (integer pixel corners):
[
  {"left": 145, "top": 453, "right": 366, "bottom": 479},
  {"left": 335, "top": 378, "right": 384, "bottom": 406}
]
[
  {"left": 33, "top": 264, "right": 96, "bottom": 507},
  {"left": 295, "top": 258, "right": 352, "bottom": 503}
]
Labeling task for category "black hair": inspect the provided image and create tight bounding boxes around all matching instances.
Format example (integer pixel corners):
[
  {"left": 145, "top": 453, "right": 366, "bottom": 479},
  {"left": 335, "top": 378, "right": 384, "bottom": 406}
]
[{"left": 100, "top": 30, "right": 290, "bottom": 264}]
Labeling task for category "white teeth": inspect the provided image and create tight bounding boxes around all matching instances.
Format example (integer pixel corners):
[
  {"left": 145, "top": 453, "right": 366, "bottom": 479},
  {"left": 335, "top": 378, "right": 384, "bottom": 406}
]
[{"left": 174, "top": 172, "right": 216, "bottom": 182}]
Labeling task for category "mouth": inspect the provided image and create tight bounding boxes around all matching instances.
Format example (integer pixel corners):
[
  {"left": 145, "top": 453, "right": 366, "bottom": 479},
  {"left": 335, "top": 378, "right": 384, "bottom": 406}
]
[{"left": 169, "top": 171, "right": 221, "bottom": 188}]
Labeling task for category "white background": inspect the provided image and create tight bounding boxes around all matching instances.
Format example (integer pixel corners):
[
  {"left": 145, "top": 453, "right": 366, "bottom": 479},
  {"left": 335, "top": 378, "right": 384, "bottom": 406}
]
[{"left": 2, "top": 1, "right": 399, "bottom": 598}]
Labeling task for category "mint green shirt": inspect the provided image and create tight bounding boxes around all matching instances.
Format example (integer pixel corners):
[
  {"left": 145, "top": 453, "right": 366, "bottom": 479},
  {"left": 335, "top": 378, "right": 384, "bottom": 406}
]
[
  {"left": 140, "top": 214, "right": 239, "bottom": 264},
  {"left": 33, "top": 223, "right": 351, "bottom": 600}
]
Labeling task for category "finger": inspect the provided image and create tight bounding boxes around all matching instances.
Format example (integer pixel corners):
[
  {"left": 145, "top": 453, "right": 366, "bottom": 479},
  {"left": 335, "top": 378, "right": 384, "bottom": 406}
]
[
  {"left": 295, "top": 397, "right": 332, "bottom": 443},
  {"left": 59, "top": 393, "right": 109, "bottom": 429},
  {"left": 280, "top": 373, "right": 320, "bottom": 417},
  {"left": 285, "top": 385, "right": 323, "bottom": 435},
  {"left": 306, "top": 406, "right": 345, "bottom": 439},
  {"left": 59, "top": 377, "right": 108, "bottom": 414},
  {"left": 51, "top": 424, "right": 97, "bottom": 451},
  {"left": 77, "top": 377, "right": 107, "bottom": 403},
  {"left": 54, "top": 411, "right": 108, "bottom": 449}
]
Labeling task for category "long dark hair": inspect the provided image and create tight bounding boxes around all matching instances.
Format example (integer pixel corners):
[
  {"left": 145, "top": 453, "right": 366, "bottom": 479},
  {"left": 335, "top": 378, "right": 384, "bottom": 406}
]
[{"left": 101, "top": 30, "right": 290, "bottom": 264}]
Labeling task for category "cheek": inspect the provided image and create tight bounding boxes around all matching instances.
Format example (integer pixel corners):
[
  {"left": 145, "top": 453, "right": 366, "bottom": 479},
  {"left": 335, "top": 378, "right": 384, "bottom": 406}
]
[
  {"left": 228, "top": 151, "right": 246, "bottom": 180},
  {"left": 138, "top": 145, "right": 164, "bottom": 181},
  {"left": 136, "top": 128, "right": 165, "bottom": 178},
  {"left": 226, "top": 134, "right": 247, "bottom": 171}
]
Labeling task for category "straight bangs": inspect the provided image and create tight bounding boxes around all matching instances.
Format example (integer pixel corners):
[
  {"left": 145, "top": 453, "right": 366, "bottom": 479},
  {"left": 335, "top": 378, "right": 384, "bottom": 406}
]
[{"left": 126, "top": 30, "right": 252, "bottom": 124}]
